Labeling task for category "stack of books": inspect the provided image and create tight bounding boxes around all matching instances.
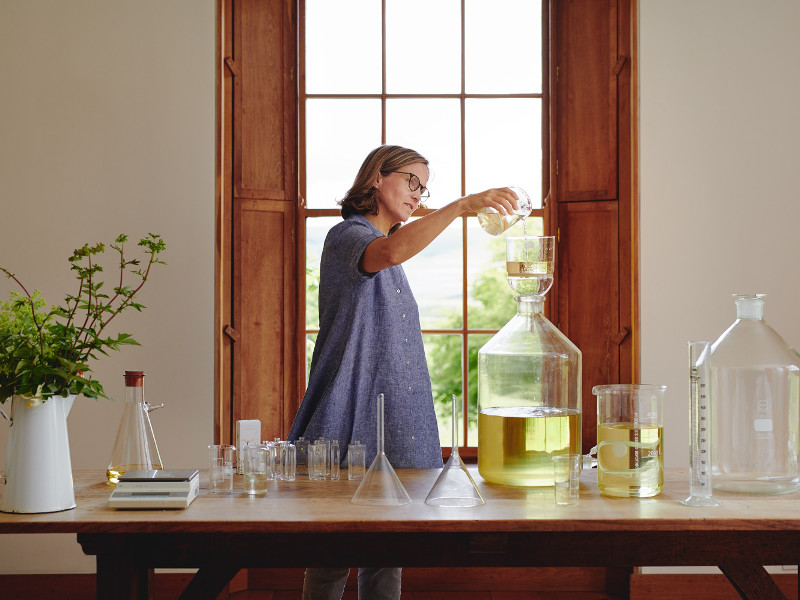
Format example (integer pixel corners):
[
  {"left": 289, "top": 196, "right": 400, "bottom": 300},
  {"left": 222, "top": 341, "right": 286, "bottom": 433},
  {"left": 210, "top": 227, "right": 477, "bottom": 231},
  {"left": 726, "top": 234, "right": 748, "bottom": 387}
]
[{"left": 108, "top": 469, "right": 200, "bottom": 509}]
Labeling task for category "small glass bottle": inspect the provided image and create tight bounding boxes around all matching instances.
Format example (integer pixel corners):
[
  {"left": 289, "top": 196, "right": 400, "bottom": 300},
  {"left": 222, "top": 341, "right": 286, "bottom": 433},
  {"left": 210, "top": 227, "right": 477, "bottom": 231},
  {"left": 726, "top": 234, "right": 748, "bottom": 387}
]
[
  {"left": 106, "top": 371, "right": 164, "bottom": 483},
  {"left": 709, "top": 294, "right": 800, "bottom": 495}
]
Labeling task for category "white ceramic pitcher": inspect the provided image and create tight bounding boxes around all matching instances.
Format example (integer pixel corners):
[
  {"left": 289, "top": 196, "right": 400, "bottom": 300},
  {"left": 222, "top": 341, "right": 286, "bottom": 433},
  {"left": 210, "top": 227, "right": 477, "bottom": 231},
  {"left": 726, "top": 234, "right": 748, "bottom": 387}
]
[{"left": 1, "top": 394, "right": 76, "bottom": 513}]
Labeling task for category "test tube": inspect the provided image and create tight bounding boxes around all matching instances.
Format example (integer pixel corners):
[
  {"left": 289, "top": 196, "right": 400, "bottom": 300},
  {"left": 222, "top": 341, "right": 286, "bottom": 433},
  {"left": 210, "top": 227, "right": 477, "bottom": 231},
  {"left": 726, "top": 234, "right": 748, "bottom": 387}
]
[{"left": 330, "top": 440, "right": 340, "bottom": 481}]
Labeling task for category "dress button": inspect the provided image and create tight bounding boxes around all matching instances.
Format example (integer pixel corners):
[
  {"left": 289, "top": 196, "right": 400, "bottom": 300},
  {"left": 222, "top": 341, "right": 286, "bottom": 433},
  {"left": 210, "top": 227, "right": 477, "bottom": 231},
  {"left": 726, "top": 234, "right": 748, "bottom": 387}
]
[
  {"left": 411, "top": 436, "right": 415, "bottom": 441},
  {"left": 402, "top": 313, "right": 406, "bottom": 318},
  {"left": 396, "top": 289, "right": 401, "bottom": 293},
  {"left": 408, "top": 386, "right": 412, "bottom": 391},
  {"left": 404, "top": 338, "right": 408, "bottom": 343}
]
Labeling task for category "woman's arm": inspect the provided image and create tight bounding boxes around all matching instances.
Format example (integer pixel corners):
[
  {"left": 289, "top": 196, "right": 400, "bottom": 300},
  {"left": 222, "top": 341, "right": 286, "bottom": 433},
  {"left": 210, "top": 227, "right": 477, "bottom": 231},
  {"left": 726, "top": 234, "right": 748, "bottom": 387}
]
[{"left": 359, "top": 187, "right": 519, "bottom": 274}]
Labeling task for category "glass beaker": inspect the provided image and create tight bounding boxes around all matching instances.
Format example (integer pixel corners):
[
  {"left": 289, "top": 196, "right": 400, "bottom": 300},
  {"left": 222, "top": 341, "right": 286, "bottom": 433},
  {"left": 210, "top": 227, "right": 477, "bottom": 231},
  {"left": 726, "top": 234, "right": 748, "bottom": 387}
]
[
  {"left": 477, "top": 185, "right": 532, "bottom": 235},
  {"left": 477, "top": 236, "right": 582, "bottom": 486},
  {"left": 106, "top": 371, "right": 164, "bottom": 484},
  {"left": 593, "top": 384, "right": 665, "bottom": 498},
  {"left": 243, "top": 443, "right": 269, "bottom": 495},
  {"left": 708, "top": 294, "right": 800, "bottom": 495}
]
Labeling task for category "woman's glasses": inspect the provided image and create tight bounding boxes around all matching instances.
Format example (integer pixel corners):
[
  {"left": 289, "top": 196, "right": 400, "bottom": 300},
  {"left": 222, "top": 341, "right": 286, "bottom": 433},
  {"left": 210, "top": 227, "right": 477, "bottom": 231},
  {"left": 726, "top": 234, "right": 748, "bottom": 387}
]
[{"left": 390, "top": 171, "right": 430, "bottom": 200}]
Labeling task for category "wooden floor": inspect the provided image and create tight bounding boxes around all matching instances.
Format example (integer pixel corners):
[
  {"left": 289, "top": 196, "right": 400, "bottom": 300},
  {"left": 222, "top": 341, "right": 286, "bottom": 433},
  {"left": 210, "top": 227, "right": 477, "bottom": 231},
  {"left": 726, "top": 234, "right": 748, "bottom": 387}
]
[{"left": 1, "top": 568, "right": 797, "bottom": 599}]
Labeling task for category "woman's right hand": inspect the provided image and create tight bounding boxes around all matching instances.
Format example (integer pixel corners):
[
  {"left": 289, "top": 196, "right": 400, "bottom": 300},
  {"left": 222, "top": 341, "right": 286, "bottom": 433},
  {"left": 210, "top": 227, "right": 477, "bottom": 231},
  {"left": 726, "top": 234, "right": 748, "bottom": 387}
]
[{"left": 460, "top": 187, "right": 520, "bottom": 216}]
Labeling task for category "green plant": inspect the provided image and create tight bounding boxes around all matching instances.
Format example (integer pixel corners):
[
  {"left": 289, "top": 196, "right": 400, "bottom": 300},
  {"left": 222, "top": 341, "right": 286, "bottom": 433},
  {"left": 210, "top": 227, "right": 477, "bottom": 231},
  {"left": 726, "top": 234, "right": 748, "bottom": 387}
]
[{"left": 0, "top": 233, "right": 166, "bottom": 403}]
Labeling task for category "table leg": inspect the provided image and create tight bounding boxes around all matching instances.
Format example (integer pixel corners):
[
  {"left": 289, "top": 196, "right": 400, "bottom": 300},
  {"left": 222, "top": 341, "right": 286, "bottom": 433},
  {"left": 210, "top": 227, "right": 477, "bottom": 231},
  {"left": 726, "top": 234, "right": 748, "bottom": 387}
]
[
  {"left": 719, "top": 558, "right": 788, "bottom": 600},
  {"left": 178, "top": 566, "right": 241, "bottom": 600},
  {"left": 95, "top": 551, "right": 154, "bottom": 600}
]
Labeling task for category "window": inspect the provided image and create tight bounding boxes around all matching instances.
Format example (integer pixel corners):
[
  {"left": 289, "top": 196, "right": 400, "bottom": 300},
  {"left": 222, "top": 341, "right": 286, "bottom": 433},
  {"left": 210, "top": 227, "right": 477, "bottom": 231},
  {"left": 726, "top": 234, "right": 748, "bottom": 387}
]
[{"left": 301, "top": 0, "right": 547, "bottom": 452}]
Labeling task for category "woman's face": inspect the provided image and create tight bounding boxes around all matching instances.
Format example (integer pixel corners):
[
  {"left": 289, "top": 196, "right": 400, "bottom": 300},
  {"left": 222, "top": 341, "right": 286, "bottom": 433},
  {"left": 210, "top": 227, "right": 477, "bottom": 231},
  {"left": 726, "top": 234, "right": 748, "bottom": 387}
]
[{"left": 374, "top": 162, "right": 429, "bottom": 226}]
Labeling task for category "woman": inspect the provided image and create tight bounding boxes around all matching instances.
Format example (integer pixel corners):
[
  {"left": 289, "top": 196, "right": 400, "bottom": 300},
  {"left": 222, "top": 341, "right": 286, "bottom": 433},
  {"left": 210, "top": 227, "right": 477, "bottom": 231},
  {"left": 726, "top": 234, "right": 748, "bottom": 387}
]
[{"left": 289, "top": 145, "right": 519, "bottom": 600}]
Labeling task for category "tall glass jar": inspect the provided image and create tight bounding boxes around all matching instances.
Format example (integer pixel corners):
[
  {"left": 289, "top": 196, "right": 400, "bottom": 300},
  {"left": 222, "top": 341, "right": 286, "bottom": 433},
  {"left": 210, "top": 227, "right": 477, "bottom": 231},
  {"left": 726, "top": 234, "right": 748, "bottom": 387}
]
[
  {"left": 709, "top": 294, "right": 800, "bottom": 495},
  {"left": 477, "top": 237, "right": 582, "bottom": 486}
]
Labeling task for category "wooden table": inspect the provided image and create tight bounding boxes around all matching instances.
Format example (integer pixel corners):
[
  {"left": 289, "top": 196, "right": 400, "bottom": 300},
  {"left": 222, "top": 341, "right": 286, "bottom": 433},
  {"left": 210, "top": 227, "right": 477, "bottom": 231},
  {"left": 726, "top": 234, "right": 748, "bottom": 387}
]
[{"left": 1, "top": 468, "right": 799, "bottom": 600}]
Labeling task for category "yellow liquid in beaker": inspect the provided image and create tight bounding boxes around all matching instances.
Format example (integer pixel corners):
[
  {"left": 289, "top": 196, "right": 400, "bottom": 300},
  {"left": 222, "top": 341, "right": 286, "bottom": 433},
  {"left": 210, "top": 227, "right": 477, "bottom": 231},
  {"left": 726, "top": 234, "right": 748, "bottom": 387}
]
[
  {"left": 597, "top": 422, "right": 663, "bottom": 497},
  {"left": 478, "top": 406, "right": 581, "bottom": 486}
]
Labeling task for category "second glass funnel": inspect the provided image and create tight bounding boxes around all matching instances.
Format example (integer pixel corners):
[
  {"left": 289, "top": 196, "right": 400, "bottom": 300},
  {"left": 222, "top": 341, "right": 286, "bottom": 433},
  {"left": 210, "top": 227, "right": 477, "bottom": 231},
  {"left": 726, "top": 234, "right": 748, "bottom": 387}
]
[
  {"left": 350, "top": 394, "right": 411, "bottom": 506},
  {"left": 425, "top": 395, "right": 485, "bottom": 507}
]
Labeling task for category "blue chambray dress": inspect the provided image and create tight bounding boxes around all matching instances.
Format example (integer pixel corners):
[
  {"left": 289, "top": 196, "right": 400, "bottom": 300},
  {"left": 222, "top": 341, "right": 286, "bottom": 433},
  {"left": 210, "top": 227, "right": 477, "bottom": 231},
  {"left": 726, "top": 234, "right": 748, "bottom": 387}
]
[{"left": 288, "top": 215, "right": 443, "bottom": 469}]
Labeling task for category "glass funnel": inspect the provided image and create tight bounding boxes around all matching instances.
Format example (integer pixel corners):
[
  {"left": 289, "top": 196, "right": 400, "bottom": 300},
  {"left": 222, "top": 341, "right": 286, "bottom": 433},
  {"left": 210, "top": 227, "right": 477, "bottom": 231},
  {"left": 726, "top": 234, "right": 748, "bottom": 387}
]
[
  {"left": 477, "top": 236, "right": 582, "bottom": 487},
  {"left": 425, "top": 395, "right": 485, "bottom": 507},
  {"left": 106, "top": 371, "right": 164, "bottom": 484},
  {"left": 351, "top": 394, "right": 411, "bottom": 506},
  {"left": 708, "top": 294, "right": 800, "bottom": 495}
]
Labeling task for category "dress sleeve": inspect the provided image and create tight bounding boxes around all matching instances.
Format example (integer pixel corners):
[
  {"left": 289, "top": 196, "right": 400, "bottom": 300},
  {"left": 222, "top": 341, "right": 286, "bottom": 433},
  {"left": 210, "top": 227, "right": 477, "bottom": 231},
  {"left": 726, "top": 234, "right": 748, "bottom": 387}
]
[{"left": 326, "top": 217, "right": 383, "bottom": 282}]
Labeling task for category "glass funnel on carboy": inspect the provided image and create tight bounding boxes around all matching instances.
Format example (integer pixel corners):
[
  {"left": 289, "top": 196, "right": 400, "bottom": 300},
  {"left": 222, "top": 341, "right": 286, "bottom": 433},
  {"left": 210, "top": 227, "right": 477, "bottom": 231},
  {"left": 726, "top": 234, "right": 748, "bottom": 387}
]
[
  {"left": 477, "top": 236, "right": 582, "bottom": 486},
  {"left": 106, "top": 371, "right": 164, "bottom": 484},
  {"left": 706, "top": 294, "right": 800, "bottom": 495}
]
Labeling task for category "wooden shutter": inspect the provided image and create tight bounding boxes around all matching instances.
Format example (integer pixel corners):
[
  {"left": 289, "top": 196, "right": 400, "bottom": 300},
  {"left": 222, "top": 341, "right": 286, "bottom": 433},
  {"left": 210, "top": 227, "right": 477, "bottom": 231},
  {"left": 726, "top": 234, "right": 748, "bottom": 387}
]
[
  {"left": 551, "top": 0, "right": 636, "bottom": 452},
  {"left": 220, "top": 0, "right": 298, "bottom": 443}
]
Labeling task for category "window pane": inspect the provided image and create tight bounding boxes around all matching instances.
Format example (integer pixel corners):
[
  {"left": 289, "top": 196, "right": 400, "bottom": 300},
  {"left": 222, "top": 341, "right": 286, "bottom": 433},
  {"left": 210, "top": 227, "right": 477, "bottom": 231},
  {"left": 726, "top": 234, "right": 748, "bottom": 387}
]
[
  {"left": 423, "top": 333, "right": 463, "bottom": 447},
  {"left": 306, "top": 99, "right": 381, "bottom": 208},
  {"left": 305, "top": 217, "right": 340, "bottom": 329},
  {"left": 465, "top": 0, "right": 542, "bottom": 94},
  {"left": 386, "top": 99, "right": 461, "bottom": 207},
  {"left": 305, "top": 0, "right": 381, "bottom": 93},
  {"left": 405, "top": 219, "right": 462, "bottom": 330},
  {"left": 386, "top": 0, "right": 461, "bottom": 94},
  {"left": 465, "top": 98, "right": 542, "bottom": 207},
  {"left": 466, "top": 334, "right": 492, "bottom": 446}
]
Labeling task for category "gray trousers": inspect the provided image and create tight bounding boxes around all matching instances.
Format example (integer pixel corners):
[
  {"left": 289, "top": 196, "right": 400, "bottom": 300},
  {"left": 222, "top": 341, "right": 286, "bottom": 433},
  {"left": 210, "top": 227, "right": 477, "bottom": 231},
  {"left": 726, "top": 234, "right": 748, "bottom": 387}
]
[{"left": 302, "top": 567, "right": 402, "bottom": 600}]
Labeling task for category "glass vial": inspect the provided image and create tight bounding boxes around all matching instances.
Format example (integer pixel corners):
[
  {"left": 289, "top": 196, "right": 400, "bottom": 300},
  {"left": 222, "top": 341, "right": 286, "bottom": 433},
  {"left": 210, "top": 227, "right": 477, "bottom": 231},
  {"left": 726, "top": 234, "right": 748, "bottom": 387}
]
[
  {"left": 348, "top": 441, "right": 366, "bottom": 480},
  {"left": 330, "top": 440, "right": 340, "bottom": 480}
]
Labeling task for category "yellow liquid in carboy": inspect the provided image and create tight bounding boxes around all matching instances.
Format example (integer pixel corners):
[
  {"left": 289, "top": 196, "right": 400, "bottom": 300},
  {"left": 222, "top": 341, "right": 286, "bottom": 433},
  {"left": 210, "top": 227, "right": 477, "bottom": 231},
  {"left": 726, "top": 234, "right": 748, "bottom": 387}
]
[{"left": 478, "top": 406, "right": 581, "bottom": 486}]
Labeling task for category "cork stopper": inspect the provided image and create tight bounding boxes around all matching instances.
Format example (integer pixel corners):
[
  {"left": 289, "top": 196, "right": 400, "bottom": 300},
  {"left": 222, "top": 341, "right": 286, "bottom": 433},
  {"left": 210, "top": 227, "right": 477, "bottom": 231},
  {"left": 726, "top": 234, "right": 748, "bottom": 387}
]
[{"left": 124, "top": 371, "right": 145, "bottom": 387}]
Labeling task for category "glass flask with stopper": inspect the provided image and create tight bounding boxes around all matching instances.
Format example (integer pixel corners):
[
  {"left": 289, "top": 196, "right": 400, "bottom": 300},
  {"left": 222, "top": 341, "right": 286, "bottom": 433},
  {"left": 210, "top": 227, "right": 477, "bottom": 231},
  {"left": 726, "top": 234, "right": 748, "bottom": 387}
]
[
  {"left": 106, "top": 371, "right": 164, "bottom": 483},
  {"left": 477, "top": 236, "right": 582, "bottom": 486},
  {"left": 707, "top": 294, "right": 800, "bottom": 495}
]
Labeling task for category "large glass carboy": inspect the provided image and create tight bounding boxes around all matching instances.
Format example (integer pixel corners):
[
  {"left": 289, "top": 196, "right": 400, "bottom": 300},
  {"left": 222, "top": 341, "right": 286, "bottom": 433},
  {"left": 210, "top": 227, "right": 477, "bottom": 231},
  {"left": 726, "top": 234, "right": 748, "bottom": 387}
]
[
  {"left": 477, "top": 236, "right": 582, "bottom": 486},
  {"left": 106, "top": 371, "right": 164, "bottom": 484},
  {"left": 708, "top": 294, "right": 800, "bottom": 495}
]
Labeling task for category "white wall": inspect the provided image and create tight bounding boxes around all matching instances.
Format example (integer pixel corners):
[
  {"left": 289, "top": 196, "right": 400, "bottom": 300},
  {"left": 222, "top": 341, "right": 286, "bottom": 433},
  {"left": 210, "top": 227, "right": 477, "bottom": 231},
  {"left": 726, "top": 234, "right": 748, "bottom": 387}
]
[
  {"left": 0, "top": 1, "right": 215, "bottom": 573},
  {"left": 640, "top": 0, "right": 800, "bottom": 471}
]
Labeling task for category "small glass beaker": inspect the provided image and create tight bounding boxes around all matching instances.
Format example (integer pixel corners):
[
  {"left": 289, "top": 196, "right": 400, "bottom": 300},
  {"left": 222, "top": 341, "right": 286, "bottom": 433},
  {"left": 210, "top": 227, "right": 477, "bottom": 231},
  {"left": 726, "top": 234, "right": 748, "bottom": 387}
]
[
  {"left": 309, "top": 441, "right": 327, "bottom": 481},
  {"left": 208, "top": 444, "right": 236, "bottom": 494},
  {"left": 243, "top": 443, "right": 269, "bottom": 496},
  {"left": 553, "top": 454, "right": 581, "bottom": 506},
  {"left": 593, "top": 384, "right": 665, "bottom": 498}
]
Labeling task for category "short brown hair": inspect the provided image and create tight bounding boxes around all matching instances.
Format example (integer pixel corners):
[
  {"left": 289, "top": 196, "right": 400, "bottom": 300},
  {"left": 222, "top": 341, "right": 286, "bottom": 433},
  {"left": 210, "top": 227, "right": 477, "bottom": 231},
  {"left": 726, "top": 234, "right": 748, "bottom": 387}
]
[{"left": 340, "top": 145, "right": 429, "bottom": 229}]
